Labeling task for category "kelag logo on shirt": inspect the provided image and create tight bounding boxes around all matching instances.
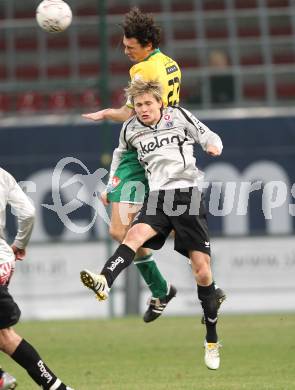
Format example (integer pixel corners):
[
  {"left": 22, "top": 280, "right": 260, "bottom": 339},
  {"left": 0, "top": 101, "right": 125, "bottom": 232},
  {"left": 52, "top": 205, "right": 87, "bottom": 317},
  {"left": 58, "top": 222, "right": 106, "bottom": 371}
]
[{"left": 139, "top": 134, "right": 182, "bottom": 156}]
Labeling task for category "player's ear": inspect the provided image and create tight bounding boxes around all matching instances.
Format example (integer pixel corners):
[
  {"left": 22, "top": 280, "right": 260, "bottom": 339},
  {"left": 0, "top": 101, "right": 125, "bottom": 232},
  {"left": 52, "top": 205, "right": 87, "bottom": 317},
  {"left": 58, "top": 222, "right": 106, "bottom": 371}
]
[{"left": 146, "top": 41, "right": 153, "bottom": 51}]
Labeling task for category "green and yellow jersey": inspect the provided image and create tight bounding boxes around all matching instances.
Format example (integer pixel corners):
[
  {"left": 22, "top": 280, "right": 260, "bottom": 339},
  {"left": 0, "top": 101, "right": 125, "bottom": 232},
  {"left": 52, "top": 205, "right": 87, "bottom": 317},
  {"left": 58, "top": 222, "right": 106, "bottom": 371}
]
[
  {"left": 107, "top": 49, "right": 182, "bottom": 204},
  {"left": 129, "top": 49, "right": 181, "bottom": 107}
]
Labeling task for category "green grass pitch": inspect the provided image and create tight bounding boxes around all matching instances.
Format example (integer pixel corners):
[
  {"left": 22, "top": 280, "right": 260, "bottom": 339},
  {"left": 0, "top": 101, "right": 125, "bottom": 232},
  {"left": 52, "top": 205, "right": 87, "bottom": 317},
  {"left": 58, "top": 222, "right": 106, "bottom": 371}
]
[{"left": 1, "top": 314, "right": 295, "bottom": 389}]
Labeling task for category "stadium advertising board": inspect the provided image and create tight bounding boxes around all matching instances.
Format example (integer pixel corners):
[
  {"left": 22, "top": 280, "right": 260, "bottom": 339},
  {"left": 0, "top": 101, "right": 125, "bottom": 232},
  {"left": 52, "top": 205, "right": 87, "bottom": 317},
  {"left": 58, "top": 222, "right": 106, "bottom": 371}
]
[
  {"left": 9, "top": 237, "right": 295, "bottom": 319},
  {"left": 1, "top": 114, "right": 294, "bottom": 241}
]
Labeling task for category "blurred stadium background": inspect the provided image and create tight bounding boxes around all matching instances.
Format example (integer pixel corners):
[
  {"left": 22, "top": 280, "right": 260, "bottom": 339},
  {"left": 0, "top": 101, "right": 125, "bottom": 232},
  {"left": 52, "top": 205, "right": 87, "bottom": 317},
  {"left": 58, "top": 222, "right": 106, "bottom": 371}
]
[
  {"left": 0, "top": 0, "right": 295, "bottom": 322},
  {"left": 2, "top": 0, "right": 295, "bottom": 113}
]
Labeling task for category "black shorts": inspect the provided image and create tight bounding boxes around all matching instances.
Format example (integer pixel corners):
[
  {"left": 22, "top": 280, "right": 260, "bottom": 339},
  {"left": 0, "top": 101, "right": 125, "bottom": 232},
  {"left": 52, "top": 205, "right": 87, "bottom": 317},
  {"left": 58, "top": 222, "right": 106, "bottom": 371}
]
[
  {"left": 0, "top": 285, "right": 21, "bottom": 329},
  {"left": 132, "top": 187, "right": 211, "bottom": 258}
]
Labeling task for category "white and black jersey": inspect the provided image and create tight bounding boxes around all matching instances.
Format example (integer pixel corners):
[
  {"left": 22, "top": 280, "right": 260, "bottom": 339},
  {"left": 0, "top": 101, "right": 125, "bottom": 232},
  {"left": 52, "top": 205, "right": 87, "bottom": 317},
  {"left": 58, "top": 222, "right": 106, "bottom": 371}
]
[
  {"left": 0, "top": 168, "right": 35, "bottom": 263},
  {"left": 109, "top": 106, "right": 223, "bottom": 192}
]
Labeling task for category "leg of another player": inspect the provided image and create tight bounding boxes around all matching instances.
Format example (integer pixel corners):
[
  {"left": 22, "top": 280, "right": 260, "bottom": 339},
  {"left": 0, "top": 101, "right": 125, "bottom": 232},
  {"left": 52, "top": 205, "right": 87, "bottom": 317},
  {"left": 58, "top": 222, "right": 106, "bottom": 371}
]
[
  {"left": 0, "top": 328, "right": 73, "bottom": 390},
  {"left": 110, "top": 202, "right": 168, "bottom": 298}
]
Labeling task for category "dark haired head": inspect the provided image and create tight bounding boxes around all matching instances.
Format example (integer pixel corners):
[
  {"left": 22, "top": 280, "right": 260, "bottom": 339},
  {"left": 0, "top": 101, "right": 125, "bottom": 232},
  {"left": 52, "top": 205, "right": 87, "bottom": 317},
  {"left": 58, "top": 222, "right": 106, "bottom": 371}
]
[{"left": 123, "top": 7, "right": 161, "bottom": 49}]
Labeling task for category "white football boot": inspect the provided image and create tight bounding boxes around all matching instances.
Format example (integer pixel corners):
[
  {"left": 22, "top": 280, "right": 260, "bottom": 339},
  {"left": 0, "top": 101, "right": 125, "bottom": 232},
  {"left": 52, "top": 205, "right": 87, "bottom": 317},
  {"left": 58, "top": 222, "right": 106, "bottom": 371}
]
[
  {"left": 204, "top": 341, "right": 221, "bottom": 370},
  {"left": 80, "top": 270, "right": 109, "bottom": 301}
]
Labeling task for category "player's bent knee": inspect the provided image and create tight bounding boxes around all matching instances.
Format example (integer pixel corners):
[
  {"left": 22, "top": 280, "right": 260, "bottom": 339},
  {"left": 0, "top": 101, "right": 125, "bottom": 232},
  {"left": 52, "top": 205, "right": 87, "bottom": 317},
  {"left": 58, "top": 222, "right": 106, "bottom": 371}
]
[
  {"left": 191, "top": 256, "right": 211, "bottom": 281},
  {"left": 124, "top": 225, "right": 146, "bottom": 248},
  {"left": 0, "top": 328, "right": 20, "bottom": 353}
]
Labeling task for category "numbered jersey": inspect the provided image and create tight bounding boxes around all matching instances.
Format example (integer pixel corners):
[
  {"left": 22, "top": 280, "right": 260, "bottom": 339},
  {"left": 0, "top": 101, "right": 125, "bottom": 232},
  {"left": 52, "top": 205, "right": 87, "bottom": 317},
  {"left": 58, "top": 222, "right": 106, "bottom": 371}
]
[{"left": 129, "top": 49, "right": 181, "bottom": 107}]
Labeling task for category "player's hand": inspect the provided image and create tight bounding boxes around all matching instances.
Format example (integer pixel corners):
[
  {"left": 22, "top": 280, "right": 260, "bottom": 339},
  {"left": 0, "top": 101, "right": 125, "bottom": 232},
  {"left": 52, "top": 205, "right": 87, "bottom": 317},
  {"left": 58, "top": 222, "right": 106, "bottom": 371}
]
[
  {"left": 206, "top": 145, "right": 221, "bottom": 156},
  {"left": 100, "top": 191, "right": 109, "bottom": 206},
  {"left": 11, "top": 245, "right": 26, "bottom": 261},
  {"left": 82, "top": 109, "right": 111, "bottom": 122}
]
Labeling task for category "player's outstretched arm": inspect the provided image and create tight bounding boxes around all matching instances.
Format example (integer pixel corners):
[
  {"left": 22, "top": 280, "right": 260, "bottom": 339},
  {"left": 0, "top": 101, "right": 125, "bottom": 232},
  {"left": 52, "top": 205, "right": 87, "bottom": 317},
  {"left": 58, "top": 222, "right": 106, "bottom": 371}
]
[
  {"left": 82, "top": 108, "right": 111, "bottom": 121},
  {"left": 177, "top": 107, "right": 223, "bottom": 155},
  {"left": 82, "top": 105, "right": 133, "bottom": 123}
]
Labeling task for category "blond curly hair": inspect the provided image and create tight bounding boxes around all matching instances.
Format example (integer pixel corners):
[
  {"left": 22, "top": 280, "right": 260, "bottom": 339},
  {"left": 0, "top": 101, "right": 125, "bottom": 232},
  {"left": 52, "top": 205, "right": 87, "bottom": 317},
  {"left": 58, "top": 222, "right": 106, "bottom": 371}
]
[{"left": 125, "top": 78, "right": 163, "bottom": 105}]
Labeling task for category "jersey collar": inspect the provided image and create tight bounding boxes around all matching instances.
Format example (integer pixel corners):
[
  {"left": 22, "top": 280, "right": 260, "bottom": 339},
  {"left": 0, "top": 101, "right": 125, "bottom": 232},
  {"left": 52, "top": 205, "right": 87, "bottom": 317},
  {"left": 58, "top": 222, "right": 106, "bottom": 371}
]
[{"left": 143, "top": 48, "right": 160, "bottom": 62}]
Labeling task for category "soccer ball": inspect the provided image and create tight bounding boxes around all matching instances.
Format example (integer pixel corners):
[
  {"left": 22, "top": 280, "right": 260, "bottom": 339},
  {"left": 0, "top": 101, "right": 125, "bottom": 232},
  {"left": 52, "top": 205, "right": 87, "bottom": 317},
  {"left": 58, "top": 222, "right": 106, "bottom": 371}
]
[{"left": 36, "top": 0, "right": 72, "bottom": 33}]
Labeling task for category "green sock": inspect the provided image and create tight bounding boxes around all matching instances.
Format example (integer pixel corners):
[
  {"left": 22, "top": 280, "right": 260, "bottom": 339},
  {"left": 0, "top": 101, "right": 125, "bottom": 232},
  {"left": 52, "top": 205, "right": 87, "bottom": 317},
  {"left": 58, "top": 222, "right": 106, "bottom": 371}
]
[{"left": 134, "top": 254, "right": 168, "bottom": 298}]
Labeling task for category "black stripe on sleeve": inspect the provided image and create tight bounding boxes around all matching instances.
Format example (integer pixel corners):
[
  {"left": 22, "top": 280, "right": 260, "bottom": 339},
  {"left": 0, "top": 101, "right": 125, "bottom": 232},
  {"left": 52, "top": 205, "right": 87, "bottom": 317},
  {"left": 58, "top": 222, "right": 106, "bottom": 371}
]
[
  {"left": 123, "top": 116, "right": 135, "bottom": 150},
  {"left": 174, "top": 106, "right": 197, "bottom": 129}
]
